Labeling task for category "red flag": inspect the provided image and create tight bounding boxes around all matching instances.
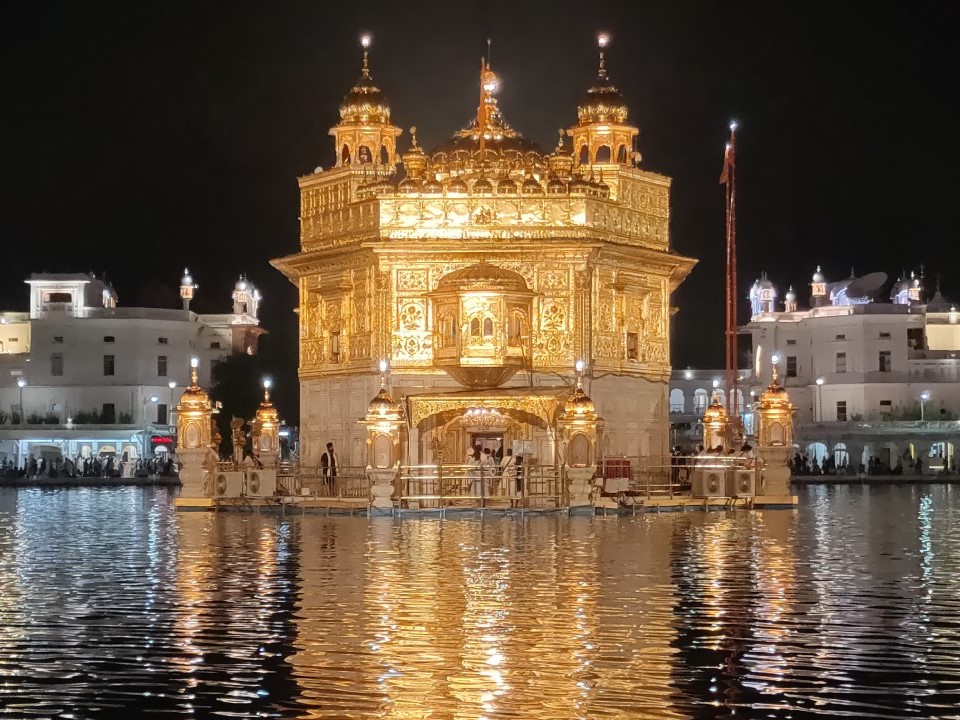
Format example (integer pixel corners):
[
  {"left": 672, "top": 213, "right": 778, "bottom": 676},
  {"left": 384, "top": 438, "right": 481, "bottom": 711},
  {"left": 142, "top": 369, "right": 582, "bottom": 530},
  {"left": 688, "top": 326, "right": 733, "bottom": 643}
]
[{"left": 719, "top": 142, "right": 734, "bottom": 185}]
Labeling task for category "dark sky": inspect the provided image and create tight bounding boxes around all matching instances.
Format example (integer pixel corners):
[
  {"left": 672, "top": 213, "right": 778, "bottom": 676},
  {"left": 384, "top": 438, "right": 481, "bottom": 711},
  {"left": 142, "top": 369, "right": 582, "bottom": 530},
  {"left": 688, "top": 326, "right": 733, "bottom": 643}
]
[{"left": 3, "top": 1, "right": 958, "bottom": 414}]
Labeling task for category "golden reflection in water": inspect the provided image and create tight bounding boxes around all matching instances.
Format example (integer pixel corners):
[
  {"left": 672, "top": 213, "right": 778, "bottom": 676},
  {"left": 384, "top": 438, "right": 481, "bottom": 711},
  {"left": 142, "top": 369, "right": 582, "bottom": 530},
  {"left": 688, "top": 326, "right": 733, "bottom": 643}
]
[
  {"left": 742, "top": 510, "right": 798, "bottom": 691},
  {"left": 172, "top": 513, "right": 214, "bottom": 690}
]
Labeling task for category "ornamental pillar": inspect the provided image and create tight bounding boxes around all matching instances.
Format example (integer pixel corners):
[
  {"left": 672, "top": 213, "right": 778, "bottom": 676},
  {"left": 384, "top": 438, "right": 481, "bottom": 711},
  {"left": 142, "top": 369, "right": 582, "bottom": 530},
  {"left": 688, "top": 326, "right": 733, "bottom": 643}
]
[
  {"left": 175, "top": 357, "right": 216, "bottom": 498},
  {"left": 557, "top": 361, "right": 602, "bottom": 514},
  {"left": 702, "top": 390, "right": 729, "bottom": 452},
  {"left": 754, "top": 358, "right": 795, "bottom": 496},
  {"left": 360, "top": 362, "right": 404, "bottom": 515}
]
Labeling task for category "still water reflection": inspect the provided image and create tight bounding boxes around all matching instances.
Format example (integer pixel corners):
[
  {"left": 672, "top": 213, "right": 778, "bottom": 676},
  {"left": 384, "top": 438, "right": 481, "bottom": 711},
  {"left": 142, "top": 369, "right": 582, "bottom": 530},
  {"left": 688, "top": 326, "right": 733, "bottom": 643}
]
[{"left": 1, "top": 485, "right": 960, "bottom": 718}]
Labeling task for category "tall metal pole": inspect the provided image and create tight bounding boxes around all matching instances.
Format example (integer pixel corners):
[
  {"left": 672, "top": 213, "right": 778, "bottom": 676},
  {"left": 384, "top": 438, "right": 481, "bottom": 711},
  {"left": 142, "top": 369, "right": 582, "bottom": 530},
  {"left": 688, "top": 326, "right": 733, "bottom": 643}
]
[{"left": 723, "top": 122, "right": 739, "bottom": 441}]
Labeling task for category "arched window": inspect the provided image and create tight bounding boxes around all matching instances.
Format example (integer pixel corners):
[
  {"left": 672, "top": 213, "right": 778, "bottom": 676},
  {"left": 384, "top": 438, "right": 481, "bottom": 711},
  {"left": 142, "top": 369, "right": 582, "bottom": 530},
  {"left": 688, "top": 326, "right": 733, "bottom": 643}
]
[
  {"left": 379, "top": 145, "right": 389, "bottom": 164},
  {"left": 470, "top": 317, "right": 481, "bottom": 337},
  {"left": 483, "top": 317, "right": 493, "bottom": 337},
  {"left": 693, "top": 389, "right": 709, "bottom": 413},
  {"left": 578, "top": 145, "right": 589, "bottom": 165},
  {"left": 669, "top": 388, "right": 685, "bottom": 413},
  {"left": 341, "top": 145, "right": 351, "bottom": 164},
  {"left": 616, "top": 145, "right": 627, "bottom": 164},
  {"left": 358, "top": 145, "right": 372, "bottom": 163},
  {"left": 595, "top": 145, "right": 612, "bottom": 163}
]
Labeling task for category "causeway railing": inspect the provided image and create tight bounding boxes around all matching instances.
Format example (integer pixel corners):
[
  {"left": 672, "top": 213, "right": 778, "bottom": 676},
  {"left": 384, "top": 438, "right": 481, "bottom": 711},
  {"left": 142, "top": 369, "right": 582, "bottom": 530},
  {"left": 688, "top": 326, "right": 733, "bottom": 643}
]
[{"left": 398, "top": 463, "right": 565, "bottom": 508}]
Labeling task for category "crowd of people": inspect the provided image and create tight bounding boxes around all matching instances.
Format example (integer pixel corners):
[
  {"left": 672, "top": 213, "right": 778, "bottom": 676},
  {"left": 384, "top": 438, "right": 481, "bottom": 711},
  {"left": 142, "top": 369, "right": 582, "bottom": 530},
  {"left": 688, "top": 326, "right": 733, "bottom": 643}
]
[
  {"left": 792, "top": 450, "right": 959, "bottom": 477},
  {"left": 0, "top": 455, "right": 178, "bottom": 480},
  {"left": 464, "top": 445, "right": 521, "bottom": 497}
]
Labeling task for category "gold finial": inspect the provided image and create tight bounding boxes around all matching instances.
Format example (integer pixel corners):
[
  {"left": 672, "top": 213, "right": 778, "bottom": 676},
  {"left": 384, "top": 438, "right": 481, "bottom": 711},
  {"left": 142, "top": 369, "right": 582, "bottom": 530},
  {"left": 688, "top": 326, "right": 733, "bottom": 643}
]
[
  {"left": 379, "top": 359, "right": 388, "bottom": 389},
  {"left": 263, "top": 377, "right": 272, "bottom": 403},
  {"left": 360, "top": 33, "right": 372, "bottom": 78},
  {"left": 409, "top": 126, "right": 420, "bottom": 150},
  {"left": 189, "top": 356, "right": 199, "bottom": 388},
  {"left": 477, "top": 54, "right": 499, "bottom": 155},
  {"left": 556, "top": 128, "right": 565, "bottom": 152},
  {"left": 771, "top": 354, "right": 780, "bottom": 386},
  {"left": 597, "top": 33, "right": 610, "bottom": 79}
]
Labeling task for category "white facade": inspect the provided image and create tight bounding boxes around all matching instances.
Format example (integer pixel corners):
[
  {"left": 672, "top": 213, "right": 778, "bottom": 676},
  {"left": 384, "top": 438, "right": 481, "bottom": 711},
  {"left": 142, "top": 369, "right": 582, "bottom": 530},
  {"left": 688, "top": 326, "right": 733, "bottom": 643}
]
[{"left": 0, "top": 272, "right": 264, "bottom": 468}]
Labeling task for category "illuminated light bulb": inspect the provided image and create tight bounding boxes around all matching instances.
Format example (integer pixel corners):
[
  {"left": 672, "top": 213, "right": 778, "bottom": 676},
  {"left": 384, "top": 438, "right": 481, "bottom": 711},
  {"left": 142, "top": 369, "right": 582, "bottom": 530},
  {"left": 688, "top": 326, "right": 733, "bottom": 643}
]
[
  {"left": 597, "top": 33, "right": 609, "bottom": 48},
  {"left": 575, "top": 359, "right": 585, "bottom": 373},
  {"left": 712, "top": 379, "right": 720, "bottom": 389},
  {"left": 190, "top": 356, "right": 199, "bottom": 368},
  {"left": 168, "top": 380, "right": 177, "bottom": 389},
  {"left": 816, "top": 377, "right": 825, "bottom": 386},
  {"left": 360, "top": 34, "right": 371, "bottom": 48},
  {"left": 771, "top": 353, "right": 780, "bottom": 365},
  {"left": 150, "top": 396, "right": 158, "bottom": 403},
  {"left": 730, "top": 119, "right": 739, "bottom": 132},
  {"left": 379, "top": 359, "right": 388, "bottom": 373},
  {"left": 263, "top": 377, "right": 272, "bottom": 390}
]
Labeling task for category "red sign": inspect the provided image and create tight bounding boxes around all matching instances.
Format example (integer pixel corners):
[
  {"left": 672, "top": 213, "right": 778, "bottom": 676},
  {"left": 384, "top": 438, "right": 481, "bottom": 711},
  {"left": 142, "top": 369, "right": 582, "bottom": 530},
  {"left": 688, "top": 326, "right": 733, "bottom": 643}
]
[{"left": 151, "top": 435, "right": 174, "bottom": 445}]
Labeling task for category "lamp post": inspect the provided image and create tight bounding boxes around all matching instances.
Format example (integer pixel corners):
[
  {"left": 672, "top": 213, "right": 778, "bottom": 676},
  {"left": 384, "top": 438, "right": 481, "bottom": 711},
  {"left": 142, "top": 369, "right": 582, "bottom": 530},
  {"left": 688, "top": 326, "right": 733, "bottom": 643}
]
[
  {"left": 920, "top": 390, "right": 931, "bottom": 422},
  {"left": 16, "top": 377, "right": 26, "bottom": 424},
  {"left": 143, "top": 395, "right": 158, "bottom": 461},
  {"left": 167, "top": 379, "right": 177, "bottom": 427},
  {"left": 816, "top": 377, "right": 825, "bottom": 422}
]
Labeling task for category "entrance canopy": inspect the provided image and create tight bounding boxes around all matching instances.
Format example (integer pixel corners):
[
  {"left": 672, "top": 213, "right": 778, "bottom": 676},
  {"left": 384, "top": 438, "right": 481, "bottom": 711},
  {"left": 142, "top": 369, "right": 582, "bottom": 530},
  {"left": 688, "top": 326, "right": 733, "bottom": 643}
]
[{"left": 406, "top": 386, "right": 570, "bottom": 430}]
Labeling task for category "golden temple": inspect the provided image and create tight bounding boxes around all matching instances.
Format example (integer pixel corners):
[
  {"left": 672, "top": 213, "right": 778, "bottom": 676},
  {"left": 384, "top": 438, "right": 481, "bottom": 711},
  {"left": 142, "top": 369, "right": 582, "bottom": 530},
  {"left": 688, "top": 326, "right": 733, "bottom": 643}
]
[{"left": 272, "top": 34, "right": 697, "bottom": 468}]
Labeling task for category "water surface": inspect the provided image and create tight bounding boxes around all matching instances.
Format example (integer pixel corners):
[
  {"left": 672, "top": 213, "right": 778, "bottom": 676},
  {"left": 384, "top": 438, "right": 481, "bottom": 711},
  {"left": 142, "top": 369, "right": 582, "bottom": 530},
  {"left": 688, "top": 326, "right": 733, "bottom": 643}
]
[{"left": 1, "top": 485, "right": 959, "bottom": 718}]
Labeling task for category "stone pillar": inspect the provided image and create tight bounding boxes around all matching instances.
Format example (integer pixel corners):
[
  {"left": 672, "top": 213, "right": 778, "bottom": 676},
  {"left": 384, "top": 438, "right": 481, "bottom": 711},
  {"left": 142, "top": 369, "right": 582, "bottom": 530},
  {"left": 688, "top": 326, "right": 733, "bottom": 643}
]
[
  {"left": 359, "top": 368, "right": 404, "bottom": 516},
  {"left": 175, "top": 358, "right": 215, "bottom": 499},
  {"left": 557, "top": 365, "right": 602, "bottom": 515}
]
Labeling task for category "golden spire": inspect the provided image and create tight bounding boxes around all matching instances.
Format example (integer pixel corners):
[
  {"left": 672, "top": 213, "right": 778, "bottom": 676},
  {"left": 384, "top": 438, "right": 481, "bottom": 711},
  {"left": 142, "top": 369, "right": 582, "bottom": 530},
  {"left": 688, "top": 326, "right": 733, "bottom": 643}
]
[
  {"left": 476, "top": 55, "right": 499, "bottom": 156},
  {"left": 597, "top": 33, "right": 609, "bottom": 80},
  {"left": 360, "top": 33, "right": 372, "bottom": 79}
]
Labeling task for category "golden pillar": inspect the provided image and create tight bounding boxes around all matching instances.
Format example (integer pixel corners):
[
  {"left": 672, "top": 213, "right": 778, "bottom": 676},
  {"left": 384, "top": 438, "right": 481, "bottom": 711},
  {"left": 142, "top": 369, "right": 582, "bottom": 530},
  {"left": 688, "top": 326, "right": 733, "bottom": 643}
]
[
  {"left": 702, "top": 389, "right": 729, "bottom": 452},
  {"left": 754, "top": 356, "right": 795, "bottom": 496},
  {"left": 251, "top": 378, "right": 281, "bottom": 469},
  {"left": 175, "top": 357, "right": 216, "bottom": 497},
  {"left": 556, "top": 361, "right": 602, "bottom": 511},
  {"left": 359, "top": 362, "right": 404, "bottom": 514}
]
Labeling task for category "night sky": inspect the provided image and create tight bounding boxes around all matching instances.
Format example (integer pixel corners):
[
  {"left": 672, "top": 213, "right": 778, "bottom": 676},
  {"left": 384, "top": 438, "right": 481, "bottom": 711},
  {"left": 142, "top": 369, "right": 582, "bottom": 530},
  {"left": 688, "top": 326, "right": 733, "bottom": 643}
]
[{"left": 3, "top": 2, "right": 958, "bottom": 419}]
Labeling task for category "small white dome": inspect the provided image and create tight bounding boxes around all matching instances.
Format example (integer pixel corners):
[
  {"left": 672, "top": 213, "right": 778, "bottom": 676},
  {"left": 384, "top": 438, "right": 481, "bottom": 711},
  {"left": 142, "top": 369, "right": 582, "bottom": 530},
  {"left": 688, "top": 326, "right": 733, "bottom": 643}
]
[
  {"left": 812, "top": 265, "right": 825, "bottom": 283},
  {"left": 785, "top": 286, "right": 797, "bottom": 302},
  {"left": 235, "top": 275, "right": 248, "bottom": 291},
  {"left": 180, "top": 267, "right": 193, "bottom": 286}
]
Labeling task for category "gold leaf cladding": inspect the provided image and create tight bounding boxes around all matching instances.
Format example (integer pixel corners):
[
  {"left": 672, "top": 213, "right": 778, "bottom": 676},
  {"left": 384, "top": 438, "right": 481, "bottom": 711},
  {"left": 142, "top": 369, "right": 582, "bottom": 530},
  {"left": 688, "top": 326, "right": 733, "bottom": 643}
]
[
  {"left": 408, "top": 394, "right": 563, "bottom": 429},
  {"left": 396, "top": 269, "right": 428, "bottom": 293}
]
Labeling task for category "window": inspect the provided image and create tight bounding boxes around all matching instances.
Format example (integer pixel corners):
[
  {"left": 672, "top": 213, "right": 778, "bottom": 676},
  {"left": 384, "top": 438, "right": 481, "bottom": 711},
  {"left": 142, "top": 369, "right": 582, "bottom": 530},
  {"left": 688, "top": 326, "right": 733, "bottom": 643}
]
[
  {"left": 103, "top": 354, "right": 115, "bottom": 376},
  {"left": 836, "top": 400, "right": 847, "bottom": 422},
  {"left": 157, "top": 403, "right": 168, "bottom": 425},
  {"left": 836, "top": 352, "right": 847, "bottom": 374},
  {"left": 104, "top": 335, "right": 115, "bottom": 343},
  {"left": 7, "top": 337, "right": 18, "bottom": 343},
  {"left": 879, "top": 350, "right": 892, "bottom": 372},
  {"left": 786, "top": 356, "right": 798, "bottom": 378},
  {"left": 880, "top": 400, "right": 892, "bottom": 418},
  {"left": 626, "top": 332, "right": 639, "bottom": 360},
  {"left": 483, "top": 317, "right": 493, "bottom": 337},
  {"left": 44, "top": 292, "right": 72, "bottom": 303},
  {"left": 158, "top": 337, "right": 168, "bottom": 345},
  {"left": 53, "top": 336, "right": 64, "bottom": 344},
  {"left": 907, "top": 327, "right": 924, "bottom": 349},
  {"left": 879, "top": 331, "right": 891, "bottom": 339},
  {"left": 786, "top": 339, "right": 797, "bottom": 346},
  {"left": 330, "top": 331, "right": 341, "bottom": 362},
  {"left": 102, "top": 403, "right": 116, "bottom": 424},
  {"left": 209, "top": 341, "right": 221, "bottom": 349},
  {"left": 157, "top": 355, "right": 167, "bottom": 377},
  {"left": 835, "top": 334, "right": 846, "bottom": 341},
  {"left": 51, "top": 353, "right": 63, "bottom": 376}
]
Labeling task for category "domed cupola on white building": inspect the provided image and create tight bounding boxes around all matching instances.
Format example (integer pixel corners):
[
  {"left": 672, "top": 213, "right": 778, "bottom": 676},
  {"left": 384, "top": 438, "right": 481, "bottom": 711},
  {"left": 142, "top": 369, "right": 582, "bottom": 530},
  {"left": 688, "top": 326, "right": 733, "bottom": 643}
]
[
  {"left": 810, "top": 266, "right": 828, "bottom": 307},
  {"left": 232, "top": 274, "right": 262, "bottom": 319},
  {"left": 890, "top": 272, "right": 911, "bottom": 305},
  {"left": 749, "top": 272, "right": 777, "bottom": 316},
  {"left": 784, "top": 286, "right": 798, "bottom": 312}
]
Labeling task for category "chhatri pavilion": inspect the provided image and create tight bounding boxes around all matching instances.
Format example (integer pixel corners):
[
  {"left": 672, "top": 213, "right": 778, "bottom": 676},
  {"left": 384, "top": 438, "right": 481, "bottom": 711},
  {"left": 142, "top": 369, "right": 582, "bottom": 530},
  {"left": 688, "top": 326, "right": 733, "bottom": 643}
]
[{"left": 272, "top": 35, "right": 696, "bottom": 469}]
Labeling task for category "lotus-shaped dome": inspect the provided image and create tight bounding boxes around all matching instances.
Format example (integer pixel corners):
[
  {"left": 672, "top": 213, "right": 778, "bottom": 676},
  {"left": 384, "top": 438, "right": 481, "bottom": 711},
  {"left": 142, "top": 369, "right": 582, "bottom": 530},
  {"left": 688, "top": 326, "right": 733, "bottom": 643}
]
[
  {"left": 563, "top": 387, "right": 597, "bottom": 419},
  {"left": 366, "top": 387, "right": 401, "bottom": 419}
]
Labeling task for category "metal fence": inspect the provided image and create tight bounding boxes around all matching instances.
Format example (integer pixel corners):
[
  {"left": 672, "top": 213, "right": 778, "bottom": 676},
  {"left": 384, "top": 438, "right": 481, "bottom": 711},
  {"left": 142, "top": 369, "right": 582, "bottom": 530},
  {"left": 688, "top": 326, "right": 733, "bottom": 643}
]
[
  {"left": 398, "top": 463, "right": 565, "bottom": 508},
  {"left": 597, "top": 454, "right": 762, "bottom": 499}
]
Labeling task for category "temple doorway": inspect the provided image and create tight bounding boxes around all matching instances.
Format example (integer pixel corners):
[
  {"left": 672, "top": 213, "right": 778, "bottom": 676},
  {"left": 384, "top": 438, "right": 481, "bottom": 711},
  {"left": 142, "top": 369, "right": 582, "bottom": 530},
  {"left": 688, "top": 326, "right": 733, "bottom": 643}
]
[{"left": 470, "top": 432, "right": 504, "bottom": 462}]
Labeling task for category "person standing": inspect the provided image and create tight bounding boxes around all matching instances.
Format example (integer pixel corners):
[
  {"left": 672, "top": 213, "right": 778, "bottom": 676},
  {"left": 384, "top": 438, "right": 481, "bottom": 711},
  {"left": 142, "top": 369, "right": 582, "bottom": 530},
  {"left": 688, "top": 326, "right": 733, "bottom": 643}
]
[
  {"left": 321, "top": 442, "right": 338, "bottom": 493},
  {"left": 500, "top": 448, "right": 518, "bottom": 498}
]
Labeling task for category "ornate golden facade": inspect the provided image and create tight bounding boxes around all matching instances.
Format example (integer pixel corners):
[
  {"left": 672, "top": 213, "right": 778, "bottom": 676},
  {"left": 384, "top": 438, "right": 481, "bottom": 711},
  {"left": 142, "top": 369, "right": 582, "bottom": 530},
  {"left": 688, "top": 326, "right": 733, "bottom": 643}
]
[{"left": 273, "top": 36, "right": 696, "bottom": 466}]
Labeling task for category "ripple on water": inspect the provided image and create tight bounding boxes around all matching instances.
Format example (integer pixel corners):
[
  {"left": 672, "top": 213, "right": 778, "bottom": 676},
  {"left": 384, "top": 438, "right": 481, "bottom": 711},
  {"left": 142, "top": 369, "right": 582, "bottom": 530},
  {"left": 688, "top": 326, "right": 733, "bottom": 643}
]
[{"left": 2, "top": 485, "right": 960, "bottom": 718}]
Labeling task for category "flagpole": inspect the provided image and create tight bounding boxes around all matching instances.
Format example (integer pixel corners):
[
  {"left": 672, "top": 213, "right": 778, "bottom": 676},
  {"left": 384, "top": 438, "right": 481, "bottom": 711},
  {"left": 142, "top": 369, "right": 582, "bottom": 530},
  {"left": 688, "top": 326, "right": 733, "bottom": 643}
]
[{"left": 723, "top": 121, "right": 739, "bottom": 444}]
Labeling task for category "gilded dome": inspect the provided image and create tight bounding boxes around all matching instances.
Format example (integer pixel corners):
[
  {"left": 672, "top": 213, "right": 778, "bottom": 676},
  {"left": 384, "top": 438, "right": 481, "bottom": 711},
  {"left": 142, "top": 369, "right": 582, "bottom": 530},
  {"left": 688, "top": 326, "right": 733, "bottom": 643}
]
[
  {"left": 563, "top": 387, "right": 597, "bottom": 419},
  {"left": 496, "top": 177, "right": 517, "bottom": 194},
  {"left": 521, "top": 176, "right": 544, "bottom": 194},
  {"left": 472, "top": 176, "right": 493, "bottom": 195},
  {"left": 397, "top": 176, "right": 420, "bottom": 194},
  {"left": 366, "top": 387, "right": 401, "bottom": 419},
  {"left": 578, "top": 76, "right": 628, "bottom": 126},
  {"left": 434, "top": 263, "right": 532, "bottom": 295},
  {"left": 702, "top": 395, "right": 728, "bottom": 425},
  {"left": 446, "top": 177, "right": 468, "bottom": 193}
]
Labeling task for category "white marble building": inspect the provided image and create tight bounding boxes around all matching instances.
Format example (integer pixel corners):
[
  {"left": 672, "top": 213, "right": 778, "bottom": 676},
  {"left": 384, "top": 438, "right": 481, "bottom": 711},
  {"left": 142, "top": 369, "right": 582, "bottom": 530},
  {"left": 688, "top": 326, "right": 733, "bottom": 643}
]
[
  {"left": 669, "top": 267, "right": 960, "bottom": 469},
  {"left": 0, "top": 271, "right": 264, "bottom": 468}
]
